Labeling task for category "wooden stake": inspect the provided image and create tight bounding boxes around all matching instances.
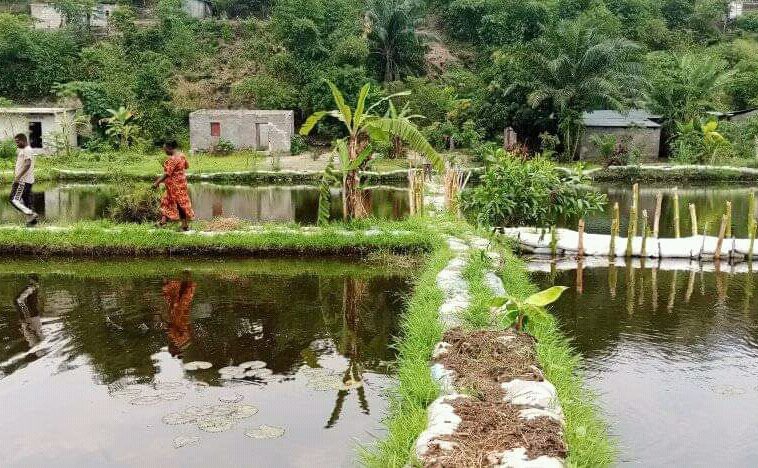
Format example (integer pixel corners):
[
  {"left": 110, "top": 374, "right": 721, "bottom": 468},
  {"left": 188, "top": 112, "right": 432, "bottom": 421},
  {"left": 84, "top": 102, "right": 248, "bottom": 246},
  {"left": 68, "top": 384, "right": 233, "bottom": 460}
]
[
  {"left": 686, "top": 268, "right": 696, "bottom": 303},
  {"left": 667, "top": 270, "right": 678, "bottom": 313},
  {"left": 749, "top": 191, "right": 756, "bottom": 235},
  {"left": 725, "top": 201, "right": 733, "bottom": 239},
  {"left": 626, "top": 185, "right": 639, "bottom": 257},
  {"left": 715, "top": 214, "right": 728, "bottom": 261},
  {"left": 576, "top": 258, "right": 584, "bottom": 294},
  {"left": 577, "top": 218, "right": 585, "bottom": 258},
  {"left": 641, "top": 210, "right": 648, "bottom": 258},
  {"left": 550, "top": 225, "right": 558, "bottom": 258},
  {"left": 651, "top": 266, "right": 658, "bottom": 311},
  {"left": 609, "top": 262, "right": 617, "bottom": 298},
  {"left": 653, "top": 191, "right": 663, "bottom": 238},
  {"left": 609, "top": 202, "right": 619, "bottom": 258},
  {"left": 749, "top": 223, "right": 756, "bottom": 263},
  {"left": 673, "top": 187, "right": 680, "bottom": 238},
  {"left": 689, "top": 203, "right": 698, "bottom": 237}
]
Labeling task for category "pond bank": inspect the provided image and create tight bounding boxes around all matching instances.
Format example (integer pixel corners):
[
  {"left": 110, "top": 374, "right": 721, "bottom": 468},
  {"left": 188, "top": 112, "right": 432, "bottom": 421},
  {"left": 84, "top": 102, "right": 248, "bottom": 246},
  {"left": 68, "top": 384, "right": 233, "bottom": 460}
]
[{"left": 581, "top": 164, "right": 758, "bottom": 183}]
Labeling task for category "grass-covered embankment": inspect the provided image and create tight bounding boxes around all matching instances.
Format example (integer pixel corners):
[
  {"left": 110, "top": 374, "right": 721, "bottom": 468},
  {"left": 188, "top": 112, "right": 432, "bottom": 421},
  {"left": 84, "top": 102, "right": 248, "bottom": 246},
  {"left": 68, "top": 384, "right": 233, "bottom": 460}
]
[
  {"left": 0, "top": 219, "right": 438, "bottom": 257},
  {"left": 366, "top": 230, "right": 614, "bottom": 467},
  {"left": 586, "top": 164, "right": 758, "bottom": 183}
]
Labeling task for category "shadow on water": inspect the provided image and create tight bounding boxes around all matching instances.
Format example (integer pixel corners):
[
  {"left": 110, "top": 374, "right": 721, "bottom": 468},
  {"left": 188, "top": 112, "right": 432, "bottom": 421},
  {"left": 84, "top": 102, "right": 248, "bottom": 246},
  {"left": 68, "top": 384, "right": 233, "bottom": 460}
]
[
  {"left": 0, "top": 182, "right": 410, "bottom": 224},
  {"left": 531, "top": 260, "right": 758, "bottom": 467},
  {"left": 0, "top": 259, "right": 415, "bottom": 467}
]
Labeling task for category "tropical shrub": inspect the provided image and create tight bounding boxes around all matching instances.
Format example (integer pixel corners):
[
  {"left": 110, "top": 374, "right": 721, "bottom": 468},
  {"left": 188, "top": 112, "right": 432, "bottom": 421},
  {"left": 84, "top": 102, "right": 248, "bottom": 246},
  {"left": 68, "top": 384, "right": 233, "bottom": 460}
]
[
  {"left": 671, "top": 118, "right": 735, "bottom": 164},
  {"left": 461, "top": 149, "right": 606, "bottom": 227},
  {"left": 290, "top": 135, "right": 308, "bottom": 155},
  {"left": 109, "top": 184, "right": 161, "bottom": 223}
]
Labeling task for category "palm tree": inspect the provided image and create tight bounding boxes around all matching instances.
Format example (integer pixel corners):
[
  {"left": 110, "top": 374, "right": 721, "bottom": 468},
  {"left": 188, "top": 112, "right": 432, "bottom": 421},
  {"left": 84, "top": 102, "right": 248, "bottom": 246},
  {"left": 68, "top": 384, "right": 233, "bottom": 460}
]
[
  {"left": 300, "top": 82, "right": 442, "bottom": 220},
  {"left": 365, "top": 0, "right": 426, "bottom": 82},
  {"left": 508, "top": 21, "right": 642, "bottom": 159}
]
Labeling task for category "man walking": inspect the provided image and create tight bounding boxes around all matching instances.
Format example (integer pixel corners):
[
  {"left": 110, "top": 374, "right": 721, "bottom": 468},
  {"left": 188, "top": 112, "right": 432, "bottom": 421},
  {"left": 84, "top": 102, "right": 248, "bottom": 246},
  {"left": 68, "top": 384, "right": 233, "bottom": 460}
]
[{"left": 9, "top": 133, "right": 39, "bottom": 227}]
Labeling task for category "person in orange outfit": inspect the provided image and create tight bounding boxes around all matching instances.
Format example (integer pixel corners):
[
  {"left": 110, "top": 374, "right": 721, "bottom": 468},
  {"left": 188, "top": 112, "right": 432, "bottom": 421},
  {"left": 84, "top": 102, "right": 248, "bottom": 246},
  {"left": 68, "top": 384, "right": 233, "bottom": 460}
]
[
  {"left": 153, "top": 140, "right": 194, "bottom": 231},
  {"left": 162, "top": 277, "right": 196, "bottom": 358}
]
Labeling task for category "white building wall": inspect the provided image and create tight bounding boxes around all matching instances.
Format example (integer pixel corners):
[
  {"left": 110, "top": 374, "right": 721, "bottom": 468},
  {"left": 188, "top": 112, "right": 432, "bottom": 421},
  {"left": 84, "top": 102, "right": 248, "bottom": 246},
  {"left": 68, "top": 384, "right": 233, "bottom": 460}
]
[
  {"left": 183, "top": 0, "right": 211, "bottom": 18},
  {"left": 30, "top": 3, "right": 63, "bottom": 29},
  {"left": 0, "top": 110, "right": 78, "bottom": 154},
  {"left": 189, "top": 110, "right": 295, "bottom": 153}
]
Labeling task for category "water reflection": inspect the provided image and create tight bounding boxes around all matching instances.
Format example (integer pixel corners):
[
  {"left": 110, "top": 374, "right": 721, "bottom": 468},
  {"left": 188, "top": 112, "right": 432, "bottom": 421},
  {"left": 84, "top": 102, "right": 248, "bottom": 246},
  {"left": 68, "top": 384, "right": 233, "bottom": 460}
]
[
  {"left": 580, "top": 184, "right": 758, "bottom": 238},
  {"left": 532, "top": 260, "right": 758, "bottom": 467},
  {"left": 0, "top": 260, "right": 413, "bottom": 467},
  {"left": 0, "top": 183, "right": 410, "bottom": 224}
]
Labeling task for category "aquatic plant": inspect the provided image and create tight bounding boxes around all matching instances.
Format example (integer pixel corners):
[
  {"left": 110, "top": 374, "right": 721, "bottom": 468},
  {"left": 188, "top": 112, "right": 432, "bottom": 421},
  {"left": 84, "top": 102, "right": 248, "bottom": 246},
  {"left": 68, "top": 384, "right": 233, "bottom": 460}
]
[
  {"left": 492, "top": 286, "right": 568, "bottom": 331},
  {"left": 109, "top": 184, "right": 161, "bottom": 224},
  {"left": 245, "top": 425, "right": 285, "bottom": 439}
]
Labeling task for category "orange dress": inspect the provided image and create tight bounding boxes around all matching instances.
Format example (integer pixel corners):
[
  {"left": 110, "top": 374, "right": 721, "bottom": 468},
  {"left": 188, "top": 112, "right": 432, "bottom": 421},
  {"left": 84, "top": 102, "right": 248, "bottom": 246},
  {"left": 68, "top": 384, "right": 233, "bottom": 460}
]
[
  {"left": 163, "top": 280, "right": 196, "bottom": 356},
  {"left": 160, "top": 153, "right": 195, "bottom": 221}
]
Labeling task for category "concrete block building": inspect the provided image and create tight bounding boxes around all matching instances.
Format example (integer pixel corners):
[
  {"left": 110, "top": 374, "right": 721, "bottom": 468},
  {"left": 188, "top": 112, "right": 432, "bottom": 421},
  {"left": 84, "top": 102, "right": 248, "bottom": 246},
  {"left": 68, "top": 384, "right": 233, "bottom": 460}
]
[
  {"left": 30, "top": 2, "right": 117, "bottom": 29},
  {"left": 579, "top": 110, "right": 662, "bottom": 162},
  {"left": 189, "top": 110, "right": 295, "bottom": 153},
  {"left": 0, "top": 107, "right": 78, "bottom": 154}
]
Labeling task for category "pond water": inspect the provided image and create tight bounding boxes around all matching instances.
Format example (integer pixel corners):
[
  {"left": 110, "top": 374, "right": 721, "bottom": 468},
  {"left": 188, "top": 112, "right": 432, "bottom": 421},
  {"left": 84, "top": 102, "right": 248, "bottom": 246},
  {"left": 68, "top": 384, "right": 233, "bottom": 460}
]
[
  {"left": 0, "top": 183, "right": 409, "bottom": 224},
  {"left": 581, "top": 184, "right": 758, "bottom": 238},
  {"left": 0, "top": 258, "right": 414, "bottom": 467},
  {"left": 532, "top": 260, "right": 758, "bottom": 467}
]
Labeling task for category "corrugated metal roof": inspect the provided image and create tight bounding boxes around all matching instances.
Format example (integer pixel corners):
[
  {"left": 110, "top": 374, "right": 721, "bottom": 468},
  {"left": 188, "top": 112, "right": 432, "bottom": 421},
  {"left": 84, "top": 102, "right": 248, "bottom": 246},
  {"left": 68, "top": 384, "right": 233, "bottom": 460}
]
[{"left": 583, "top": 110, "right": 661, "bottom": 128}]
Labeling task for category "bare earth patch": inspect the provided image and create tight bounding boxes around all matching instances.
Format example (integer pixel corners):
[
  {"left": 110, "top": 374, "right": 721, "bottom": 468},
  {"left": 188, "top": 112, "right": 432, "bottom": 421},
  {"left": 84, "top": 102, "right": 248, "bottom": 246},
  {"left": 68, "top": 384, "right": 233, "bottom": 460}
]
[{"left": 425, "top": 328, "right": 566, "bottom": 467}]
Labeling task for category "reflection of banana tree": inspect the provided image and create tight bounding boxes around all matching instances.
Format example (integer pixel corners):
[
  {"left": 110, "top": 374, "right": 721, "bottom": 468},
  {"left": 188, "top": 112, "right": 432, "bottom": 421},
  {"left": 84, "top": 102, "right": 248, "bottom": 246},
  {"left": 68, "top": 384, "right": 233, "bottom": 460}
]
[{"left": 325, "top": 277, "right": 369, "bottom": 428}]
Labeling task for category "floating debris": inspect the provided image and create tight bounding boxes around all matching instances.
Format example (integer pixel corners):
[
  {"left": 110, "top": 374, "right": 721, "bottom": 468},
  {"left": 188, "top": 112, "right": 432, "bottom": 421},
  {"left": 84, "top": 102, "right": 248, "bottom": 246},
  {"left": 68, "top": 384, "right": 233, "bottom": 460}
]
[
  {"left": 306, "top": 375, "right": 344, "bottom": 392},
  {"left": 218, "top": 391, "right": 244, "bottom": 403},
  {"left": 184, "top": 361, "right": 213, "bottom": 371},
  {"left": 160, "top": 392, "right": 186, "bottom": 401},
  {"left": 245, "top": 425, "right": 285, "bottom": 439},
  {"left": 338, "top": 379, "right": 364, "bottom": 391},
  {"left": 198, "top": 416, "right": 235, "bottom": 433},
  {"left": 239, "top": 361, "right": 267, "bottom": 370},
  {"left": 173, "top": 435, "right": 200, "bottom": 449},
  {"left": 129, "top": 395, "right": 163, "bottom": 406},
  {"left": 193, "top": 382, "right": 210, "bottom": 391}
]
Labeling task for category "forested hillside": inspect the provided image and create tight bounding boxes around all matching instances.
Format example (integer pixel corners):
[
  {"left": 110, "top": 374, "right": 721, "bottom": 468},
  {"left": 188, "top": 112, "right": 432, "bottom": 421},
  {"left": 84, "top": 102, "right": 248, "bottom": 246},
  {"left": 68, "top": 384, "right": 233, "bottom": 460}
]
[{"left": 2, "top": 0, "right": 758, "bottom": 162}]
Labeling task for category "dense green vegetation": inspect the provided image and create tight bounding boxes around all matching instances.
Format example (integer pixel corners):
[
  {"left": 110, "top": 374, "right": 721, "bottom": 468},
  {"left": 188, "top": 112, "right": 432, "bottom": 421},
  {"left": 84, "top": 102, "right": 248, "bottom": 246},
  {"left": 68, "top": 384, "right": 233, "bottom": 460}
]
[{"left": 4, "top": 0, "right": 758, "bottom": 164}]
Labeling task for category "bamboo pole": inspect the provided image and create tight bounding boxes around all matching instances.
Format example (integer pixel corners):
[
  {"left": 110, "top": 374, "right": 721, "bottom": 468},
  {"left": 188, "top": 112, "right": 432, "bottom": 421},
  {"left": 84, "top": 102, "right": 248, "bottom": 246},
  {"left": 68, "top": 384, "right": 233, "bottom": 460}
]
[
  {"left": 577, "top": 218, "right": 585, "bottom": 258},
  {"left": 725, "top": 201, "right": 733, "bottom": 239},
  {"left": 673, "top": 187, "right": 680, "bottom": 238},
  {"left": 626, "top": 184, "right": 639, "bottom": 257},
  {"left": 653, "top": 191, "right": 663, "bottom": 238},
  {"left": 686, "top": 268, "right": 696, "bottom": 303},
  {"left": 609, "top": 262, "right": 618, "bottom": 299},
  {"left": 750, "top": 224, "right": 757, "bottom": 263},
  {"left": 749, "top": 192, "right": 756, "bottom": 262},
  {"left": 609, "top": 202, "right": 619, "bottom": 259},
  {"left": 689, "top": 203, "right": 698, "bottom": 237},
  {"left": 667, "top": 270, "right": 678, "bottom": 313},
  {"left": 715, "top": 214, "right": 728, "bottom": 261},
  {"left": 641, "top": 210, "right": 648, "bottom": 258},
  {"left": 626, "top": 262, "right": 636, "bottom": 315},
  {"left": 576, "top": 258, "right": 584, "bottom": 294}
]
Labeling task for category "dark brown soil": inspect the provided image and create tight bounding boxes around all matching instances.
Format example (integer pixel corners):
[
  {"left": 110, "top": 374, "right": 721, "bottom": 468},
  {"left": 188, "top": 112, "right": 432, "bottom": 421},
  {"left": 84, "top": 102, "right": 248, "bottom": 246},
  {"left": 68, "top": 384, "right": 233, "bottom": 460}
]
[
  {"left": 437, "top": 328, "right": 542, "bottom": 401},
  {"left": 425, "top": 328, "right": 566, "bottom": 467}
]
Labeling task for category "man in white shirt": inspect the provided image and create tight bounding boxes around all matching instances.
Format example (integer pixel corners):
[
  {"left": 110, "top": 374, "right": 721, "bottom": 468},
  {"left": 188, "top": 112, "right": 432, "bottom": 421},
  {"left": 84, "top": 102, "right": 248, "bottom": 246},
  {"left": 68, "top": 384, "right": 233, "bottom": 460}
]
[{"left": 9, "top": 133, "right": 39, "bottom": 227}]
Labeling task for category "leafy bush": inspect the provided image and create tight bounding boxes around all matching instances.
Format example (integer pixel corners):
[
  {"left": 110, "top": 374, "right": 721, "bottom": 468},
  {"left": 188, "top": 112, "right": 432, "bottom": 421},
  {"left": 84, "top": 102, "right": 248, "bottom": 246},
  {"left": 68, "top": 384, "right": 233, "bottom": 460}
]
[
  {"left": 212, "top": 139, "right": 236, "bottom": 155},
  {"left": 590, "top": 134, "right": 633, "bottom": 167},
  {"left": 0, "top": 139, "right": 16, "bottom": 162},
  {"left": 231, "top": 75, "right": 299, "bottom": 109},
  {"left": 461, "top": 149, "right": 606, "bottom": 227},
  {"left": 736, "top": 12, "right": 758, "bottom": 33},
  {"left": 109, "top": 184, "right": 161, "bottom": 223},
  {"left": 290, "top": 135, "right": 308, "bottom": 155},
  {"left": 671, "top": 118, "right": 736, "bottom": 164}
]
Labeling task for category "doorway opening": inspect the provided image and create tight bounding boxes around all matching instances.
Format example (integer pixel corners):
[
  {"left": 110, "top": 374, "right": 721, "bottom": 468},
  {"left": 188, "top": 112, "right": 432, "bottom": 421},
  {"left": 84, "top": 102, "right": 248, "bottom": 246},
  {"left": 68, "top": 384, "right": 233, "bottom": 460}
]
[{"left": 28, "top": 122, "right": 42, "bottom": 148}]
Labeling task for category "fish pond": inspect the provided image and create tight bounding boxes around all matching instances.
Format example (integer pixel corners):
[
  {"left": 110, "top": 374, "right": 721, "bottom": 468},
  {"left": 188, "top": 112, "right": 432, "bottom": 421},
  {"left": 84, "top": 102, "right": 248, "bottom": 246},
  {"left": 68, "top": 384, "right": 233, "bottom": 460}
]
[
  {"left": 531, "top": 259, "right": 758, "bottom": 467},
  {"left": 0, "top": 258, "right": 416, "bottom": 467},
  {"left": 580, "top": 183, "right": 758, "bottom": 238},
  {"left": 0, "top": 182, "right": 410, "bottom": 224}
]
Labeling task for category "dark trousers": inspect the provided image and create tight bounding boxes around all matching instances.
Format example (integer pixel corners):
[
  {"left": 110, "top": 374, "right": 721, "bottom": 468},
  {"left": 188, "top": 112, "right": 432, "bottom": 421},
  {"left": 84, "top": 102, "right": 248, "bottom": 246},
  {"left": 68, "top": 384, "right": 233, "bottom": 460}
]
[{"left": 9, "top": 182, "right": 35, "bottom": 216}]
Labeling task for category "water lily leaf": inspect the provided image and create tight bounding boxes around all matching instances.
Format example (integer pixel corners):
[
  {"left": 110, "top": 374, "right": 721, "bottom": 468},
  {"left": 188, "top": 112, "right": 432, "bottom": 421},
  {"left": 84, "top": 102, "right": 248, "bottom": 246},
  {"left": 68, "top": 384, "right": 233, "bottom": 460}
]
[
  {"left": 162, "top": 411, "right": 199, "bottom": 426},
  {"left": 110, "top": 388, "right": 143, "bottom": 399},
  {"left": 228, "top": 404, "right": 259, "bottom": 420},
  {"left": 173, "top": 435, "right": 200, "bottom": 449},
  {"left": 239, "top": 361, "right": 266, "bottom": 370},
  {"left": 524, "top": 286, "right": 568, "bottom": 307},
  {"left": 184, "top": 361, "right": 213, "bottom": 371},
  {"left": 218, "top": 366, "right": 240, "bottom": 375},
  {"left": 197, "top": 416, "right": 235, "bottom": 433},
  {"left": 245, "top": 425, "right": 285, "bottom": 439},
  {"left": 129, "top": 395, "right": 163, "bottom": 406},
  {"left": 218, "top": 391, "right": 244, "bottom": 403},
  {"left": 160, "top": 392, "right": 186, "bottom": 401}
]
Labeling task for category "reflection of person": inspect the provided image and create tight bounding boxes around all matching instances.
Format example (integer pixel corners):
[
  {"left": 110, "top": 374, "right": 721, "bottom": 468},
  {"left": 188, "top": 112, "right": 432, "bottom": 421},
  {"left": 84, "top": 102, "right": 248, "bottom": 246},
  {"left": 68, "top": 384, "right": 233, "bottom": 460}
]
[
  {"left": 162, "top": 277, "right": 196, "bottom": 358},
  {"left": 9, "top": 134, "right": 39, "bottom": 227},
  {"left": 15, "top": 275, "right": 43, "bottom": 348},
  {"left": 153, "top": 140, "right": 194, "bottom": 231}
]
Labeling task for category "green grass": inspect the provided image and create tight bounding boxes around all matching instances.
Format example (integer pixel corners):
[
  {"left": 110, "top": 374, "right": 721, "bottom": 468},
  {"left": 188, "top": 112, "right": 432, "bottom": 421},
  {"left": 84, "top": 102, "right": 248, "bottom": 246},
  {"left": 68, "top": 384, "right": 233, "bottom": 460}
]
[
  {"left": 362, "top": 246, "right": 450, "bottom": 467},
  {"left": 495, "top": 240, "right": 616, "bottom": 467},
  {"left": 461, "top": 249, "right": 497, "bottom": 328},
  {"left": 0, "top": 218, "right": 439, "bottom": 257}
]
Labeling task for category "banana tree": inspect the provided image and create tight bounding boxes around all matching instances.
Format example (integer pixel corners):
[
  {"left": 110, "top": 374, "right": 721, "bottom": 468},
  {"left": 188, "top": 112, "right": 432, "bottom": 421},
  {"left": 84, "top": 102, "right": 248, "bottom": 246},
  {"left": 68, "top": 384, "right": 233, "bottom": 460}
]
[{"left": 300, "top": 81, "right": 443, "bottom": 220}]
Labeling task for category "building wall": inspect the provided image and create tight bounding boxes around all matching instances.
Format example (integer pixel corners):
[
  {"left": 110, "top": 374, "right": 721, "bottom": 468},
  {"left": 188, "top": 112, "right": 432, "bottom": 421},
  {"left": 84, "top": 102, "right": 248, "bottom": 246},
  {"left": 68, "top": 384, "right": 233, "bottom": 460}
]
[
  {"left": 30, "top": 3, "right": 63, "bottom": 29},
  {"left": 0, "top": 111, "right": 78, "bottom": 153},
  {"left": 189, "top": 110, "right": 295, "bottom": 153},
  {"left": 730, "top": 110, "right": 758, "bottom": 122},
  {"left": 579, "top": 126, "right": 661, "bottom": 162},
  {"left": 183, "top": 0, "right": 211, "bottom": 18}
]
